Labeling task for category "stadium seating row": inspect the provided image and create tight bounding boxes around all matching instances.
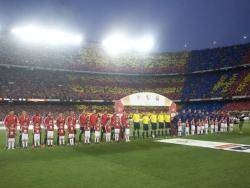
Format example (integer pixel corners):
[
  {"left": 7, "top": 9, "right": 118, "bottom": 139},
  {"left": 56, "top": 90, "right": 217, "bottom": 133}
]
[{"left": 0, "top": 67, "right": 249, "bottom": 102}]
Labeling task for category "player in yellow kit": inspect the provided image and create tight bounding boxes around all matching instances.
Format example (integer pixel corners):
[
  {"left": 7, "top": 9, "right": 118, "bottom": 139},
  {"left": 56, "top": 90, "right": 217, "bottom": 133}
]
[
  {"left": 150, "top": 111, "right": 157, "bottom": 138},
  {"left": 142, "top": 112, "right": 150, "bottom": 138},
  {"left": 164, "top": 112, "right": 171, "bottom": 136},
  {"left": 158, "top": 111, "right": 165, "bottom": 137},
  {"left": 132, "top": 109, "right": 140, "bottom": 139}
]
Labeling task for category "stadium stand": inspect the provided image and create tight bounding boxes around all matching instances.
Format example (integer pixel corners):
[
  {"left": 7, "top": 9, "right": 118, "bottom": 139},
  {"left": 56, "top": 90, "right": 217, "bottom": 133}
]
[
  {"left": 0, "top": 33, "right": 249, "bottom": 74},
  {"left": 0, "top": 33, "right": 249, "bottom": 116}
]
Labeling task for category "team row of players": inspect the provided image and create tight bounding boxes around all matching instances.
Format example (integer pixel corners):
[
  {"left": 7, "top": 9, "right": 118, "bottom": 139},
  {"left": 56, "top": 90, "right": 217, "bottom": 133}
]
[{"left": 4, "top": 110, "right": 234, "bottom": 149}]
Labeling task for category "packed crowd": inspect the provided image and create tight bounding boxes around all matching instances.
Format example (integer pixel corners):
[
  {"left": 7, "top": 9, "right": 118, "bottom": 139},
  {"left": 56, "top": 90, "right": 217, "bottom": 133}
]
[
  {"left": 0, "top": 66, "right": 249, "bottom": 102},
  {"left": 0, "top": 33, "right": 249, "bottom": 74},
  {"left": 3, "top": 108, "right": 242, "bottom": 150}
]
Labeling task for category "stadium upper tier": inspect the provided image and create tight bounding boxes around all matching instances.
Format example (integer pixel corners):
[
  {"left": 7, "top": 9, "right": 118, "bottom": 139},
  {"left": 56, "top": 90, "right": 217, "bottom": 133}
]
[
  {"left": 0, "top": 34, "right": 249, "bottom": 74},
  {"left": 0, "top": 67, "right": 249, "bottom": 102}
]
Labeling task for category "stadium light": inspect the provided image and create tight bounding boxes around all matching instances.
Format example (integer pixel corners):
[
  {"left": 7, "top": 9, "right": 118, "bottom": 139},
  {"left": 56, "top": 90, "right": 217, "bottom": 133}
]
[
  {"left": 11, "top": 25, "right": 83, "bottom": 46},
  {"left": 132, "top": 35, "right": 154, "bottom": 52},
  {"left": 102, "top": 33, "right": 131, "bottom": 55},
  {"left": 102, "top": 33, "right": 154, "bottom": 55}
]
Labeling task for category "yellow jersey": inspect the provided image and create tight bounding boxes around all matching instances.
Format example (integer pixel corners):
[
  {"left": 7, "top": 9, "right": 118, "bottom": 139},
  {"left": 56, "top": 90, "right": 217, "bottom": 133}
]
[
  {"left": 142, "top": 115, "right": 150, "bottom": 124},
  {"left": 132, "top": 113, "right": 140, "bottom": 123},
  {"left": 150, "top": 114, "right": 157, "bottom": 123},
  {"left": 164, "top": 114, "right": 171, "bottom": 123},
  {"left": 158, "top": 114, "right": 164, "bottom": 123}
]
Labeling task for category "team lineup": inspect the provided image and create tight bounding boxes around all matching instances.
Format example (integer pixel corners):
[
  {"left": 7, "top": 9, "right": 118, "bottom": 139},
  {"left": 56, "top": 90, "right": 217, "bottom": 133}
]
[{"left": 4, "top": 109, "right": 235, "bottom": 150}]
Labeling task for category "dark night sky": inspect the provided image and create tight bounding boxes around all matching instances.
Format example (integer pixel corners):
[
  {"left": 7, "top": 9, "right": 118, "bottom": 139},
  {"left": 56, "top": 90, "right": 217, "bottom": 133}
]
[{"left": 0, "top": 0, "right": 250, "bottom": 52}]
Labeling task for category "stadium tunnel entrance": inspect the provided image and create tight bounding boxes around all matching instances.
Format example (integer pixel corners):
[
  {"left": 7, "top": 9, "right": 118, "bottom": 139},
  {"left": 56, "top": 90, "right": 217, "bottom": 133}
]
[{"left": 114, "top": 92, "right": 177, "bottom": 114}]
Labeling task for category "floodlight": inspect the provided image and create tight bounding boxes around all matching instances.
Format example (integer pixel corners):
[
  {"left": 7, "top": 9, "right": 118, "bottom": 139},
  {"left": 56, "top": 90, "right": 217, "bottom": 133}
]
[
  {"left": 11, "top": 25, "right": 83, "bottom": 45},
  {"left": 102, "top": 33, "right": 132, "bottom": 55},
  {"left": 102, "top": 33, "right": 155, "bottom": 55},
  {"left": 133, "top": 35, "right": 154, "bottom": 52}
]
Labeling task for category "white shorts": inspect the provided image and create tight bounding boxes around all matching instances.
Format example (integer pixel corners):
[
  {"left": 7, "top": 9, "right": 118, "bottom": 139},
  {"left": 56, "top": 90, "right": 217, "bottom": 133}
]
[
  {"left": 229, "top": 124, "right": 233, "bottom": 128},
  {"left": 47, "top": 131, "right": 54, "bottom": 139},
  {"left": 178, "top": 127, "right": 182, "bottom": 132},
  {"left": 22, "top": 133, "right": 28, "bottom": 141},
  {"left": 211, "top": 125, "right": 215, "bottom": 129},
  {"left": 34, "top": 133, "right": 40, "bottom": 141},
  {"left": 191, "top": 125, "right": 195, "bottom": 131},
  {"left": 106, "top": 132, "right": 111, "bottom": 137},
  {"left": 197, "top": 127, "right": 201, "bottom": 132},
  {"left": 185, "top": 127, "right": 190, "bottom": 132},
  {"left": 8, "top": 138, "right": 15, "bottom": 142},
  {"left": 95, "top": 131, "right": 100, "bottom": 137},
  {"left": 204, "top": 124, "right": 209, "bottom": 129},
  {"left": 68, "top": 133, "right": 75, "bottom": 139},
  {"left": 115, "top": 129, "right": 120, "bottom": 134},
  {"left": 59, "top": 136, "right": 64, "bottom": 140},
  {"left": 125, "top": 128, "right": 130, "bottom": 136},
  {"left": 85, "top": 131, "right": 90, "bottom": 138},
  {"left": 201, "top": 126, "right": 204, "bottom": 130}
]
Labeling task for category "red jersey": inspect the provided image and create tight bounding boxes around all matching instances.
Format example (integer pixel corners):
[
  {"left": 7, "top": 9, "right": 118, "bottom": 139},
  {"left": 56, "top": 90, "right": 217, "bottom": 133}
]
[
  {"left": 90, "top": 114, "right": 98, "bottom": 127},
  {"left": 8, "top": 127, "right": 16, "bottom": 138},
  {"left": 79, "top": 114, "right": 87, "bottom": 127},
  {"left": 124, "top": 123, "right": 130, "bottom": 129},
  {"left": 56, "top": 117, "right": 65, "bottom": 128},
  {"left": 68, "top": 125, "right": 75, "bottom": 134},
  {"left": 67, "top": 115, "right": 77, "bottom": 129},
  {"left": 94, "top": 124, "right": 101, "bottom": 131},
  {"left": 85, "top": 124, "right": 91, "bottom": 131},
  {"left": 105, "top": 124, "right": 112, "bottom": 133},
  {"left": 121, "top": 114, "right": 128, "bottom": 126},
  {"left": 19, "top": 115, "right": 30, "bottom": 127},
  {"left": 178, "top": 120, "right": 182, "bottom": 127},
  {"left": 111, "top": 114, "right": 116, "bottom": 126},
  {"left": 44, "top": 116, "right": 54, "bottom": 131},
  {"left": 32, "top": 115, "right": 42, "bottom": 126},
  {"left": 204, "top": 119, "right": 208, "bottom": 124},
  {"left": 21, "top": 124, "right": 29, "bottom": 134},
  {"left": 34, "top": 125, "right": 41, "bottom": 134},
  {"left": 191, "top": 119, "right": 195, "bottom": 125},
  {"left": 4, "top": 115, "right": 18, "bottom": 129},
  {"left": 57, "top": 116, "right": 65, "bottom": 136},
  {"left": 113, "top": 120, "right": 121, "bottom": 129},
  {"left": 101, "top": 114, "right": 108, "bottom": 126},
  {"left": 186, "top": 120, "right": 190, "bottom": 127}
]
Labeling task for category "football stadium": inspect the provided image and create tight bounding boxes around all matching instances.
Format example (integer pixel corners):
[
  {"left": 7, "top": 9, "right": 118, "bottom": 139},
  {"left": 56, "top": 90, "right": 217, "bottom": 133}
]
[{"left": 0, "top": 0, "right": 250, "bottom": 188}]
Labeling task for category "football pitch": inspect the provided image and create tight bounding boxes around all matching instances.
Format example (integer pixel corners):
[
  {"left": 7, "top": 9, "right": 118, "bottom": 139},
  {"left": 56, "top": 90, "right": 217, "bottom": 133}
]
[{"left": 1, "top": 122, "right": 250, "bottom": 188}]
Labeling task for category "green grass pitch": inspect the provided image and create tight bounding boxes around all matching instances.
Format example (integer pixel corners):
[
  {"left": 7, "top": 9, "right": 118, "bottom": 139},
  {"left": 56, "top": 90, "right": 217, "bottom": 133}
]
[{"left": 0, "top": 122, "right": 250, "bottom": 188}]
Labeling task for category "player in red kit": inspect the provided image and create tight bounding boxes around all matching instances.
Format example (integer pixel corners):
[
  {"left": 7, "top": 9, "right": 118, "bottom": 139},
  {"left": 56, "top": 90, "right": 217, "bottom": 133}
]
[
  {"left": 84, "top": 118, "right": 91, "bottom": 144},
  {"left": 32, "top": 112, "right": 42, "bottom": 147},
  {"left": 121, "top": 112, "right": 129, "bottom": 141},
  {"left": 121, "top": 112, "right": 130, "bottom": 142},
  {"left": 90, "top": 110, "right": 98, "bottom": 142},
  {"left": 67, "top": 111, "right": 77, "bottom": 145},
  {"left": 185, "top": 119, "right": 190, "bottom": 136},
  {"left": 57, "top": 113, "right": 66, "bottom": 146},
  {"left": 33, "top": 121, "right": 41, "bottom": 147},
  {"left": 105, "top": 117, "right": 112, "bottom": 143},
  {"left": 19, "top": 111, "right": 30, "bottom": 148},
  {"left": 94, "top": 118, "right": 101, "bottom": 143},
  {"left": 79, "top": 111, "right": 87, "bottom": 142},
  {"left": 8, "top": 124, "right": 16, "bottom": 149},
  {"left": 4, "top": 111, "right": 18, "bottom": 148},
  {"left": 101, "top": 111, "right": 108, "bottom": 141},
  {"left": 44, "top": 112, "right": 54, "bottom": 147},
  {"left": 113, "top": 116, "right": 121, "bottom": 142}
]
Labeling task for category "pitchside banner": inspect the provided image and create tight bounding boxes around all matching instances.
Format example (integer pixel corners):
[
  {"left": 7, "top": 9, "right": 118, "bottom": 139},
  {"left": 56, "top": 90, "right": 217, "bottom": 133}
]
[
  {"left": 158, "top": 138, "right": 250, "bottom": 153},
  {"left": 121, "top": 92, "right": 172, "bottom": 107}
]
